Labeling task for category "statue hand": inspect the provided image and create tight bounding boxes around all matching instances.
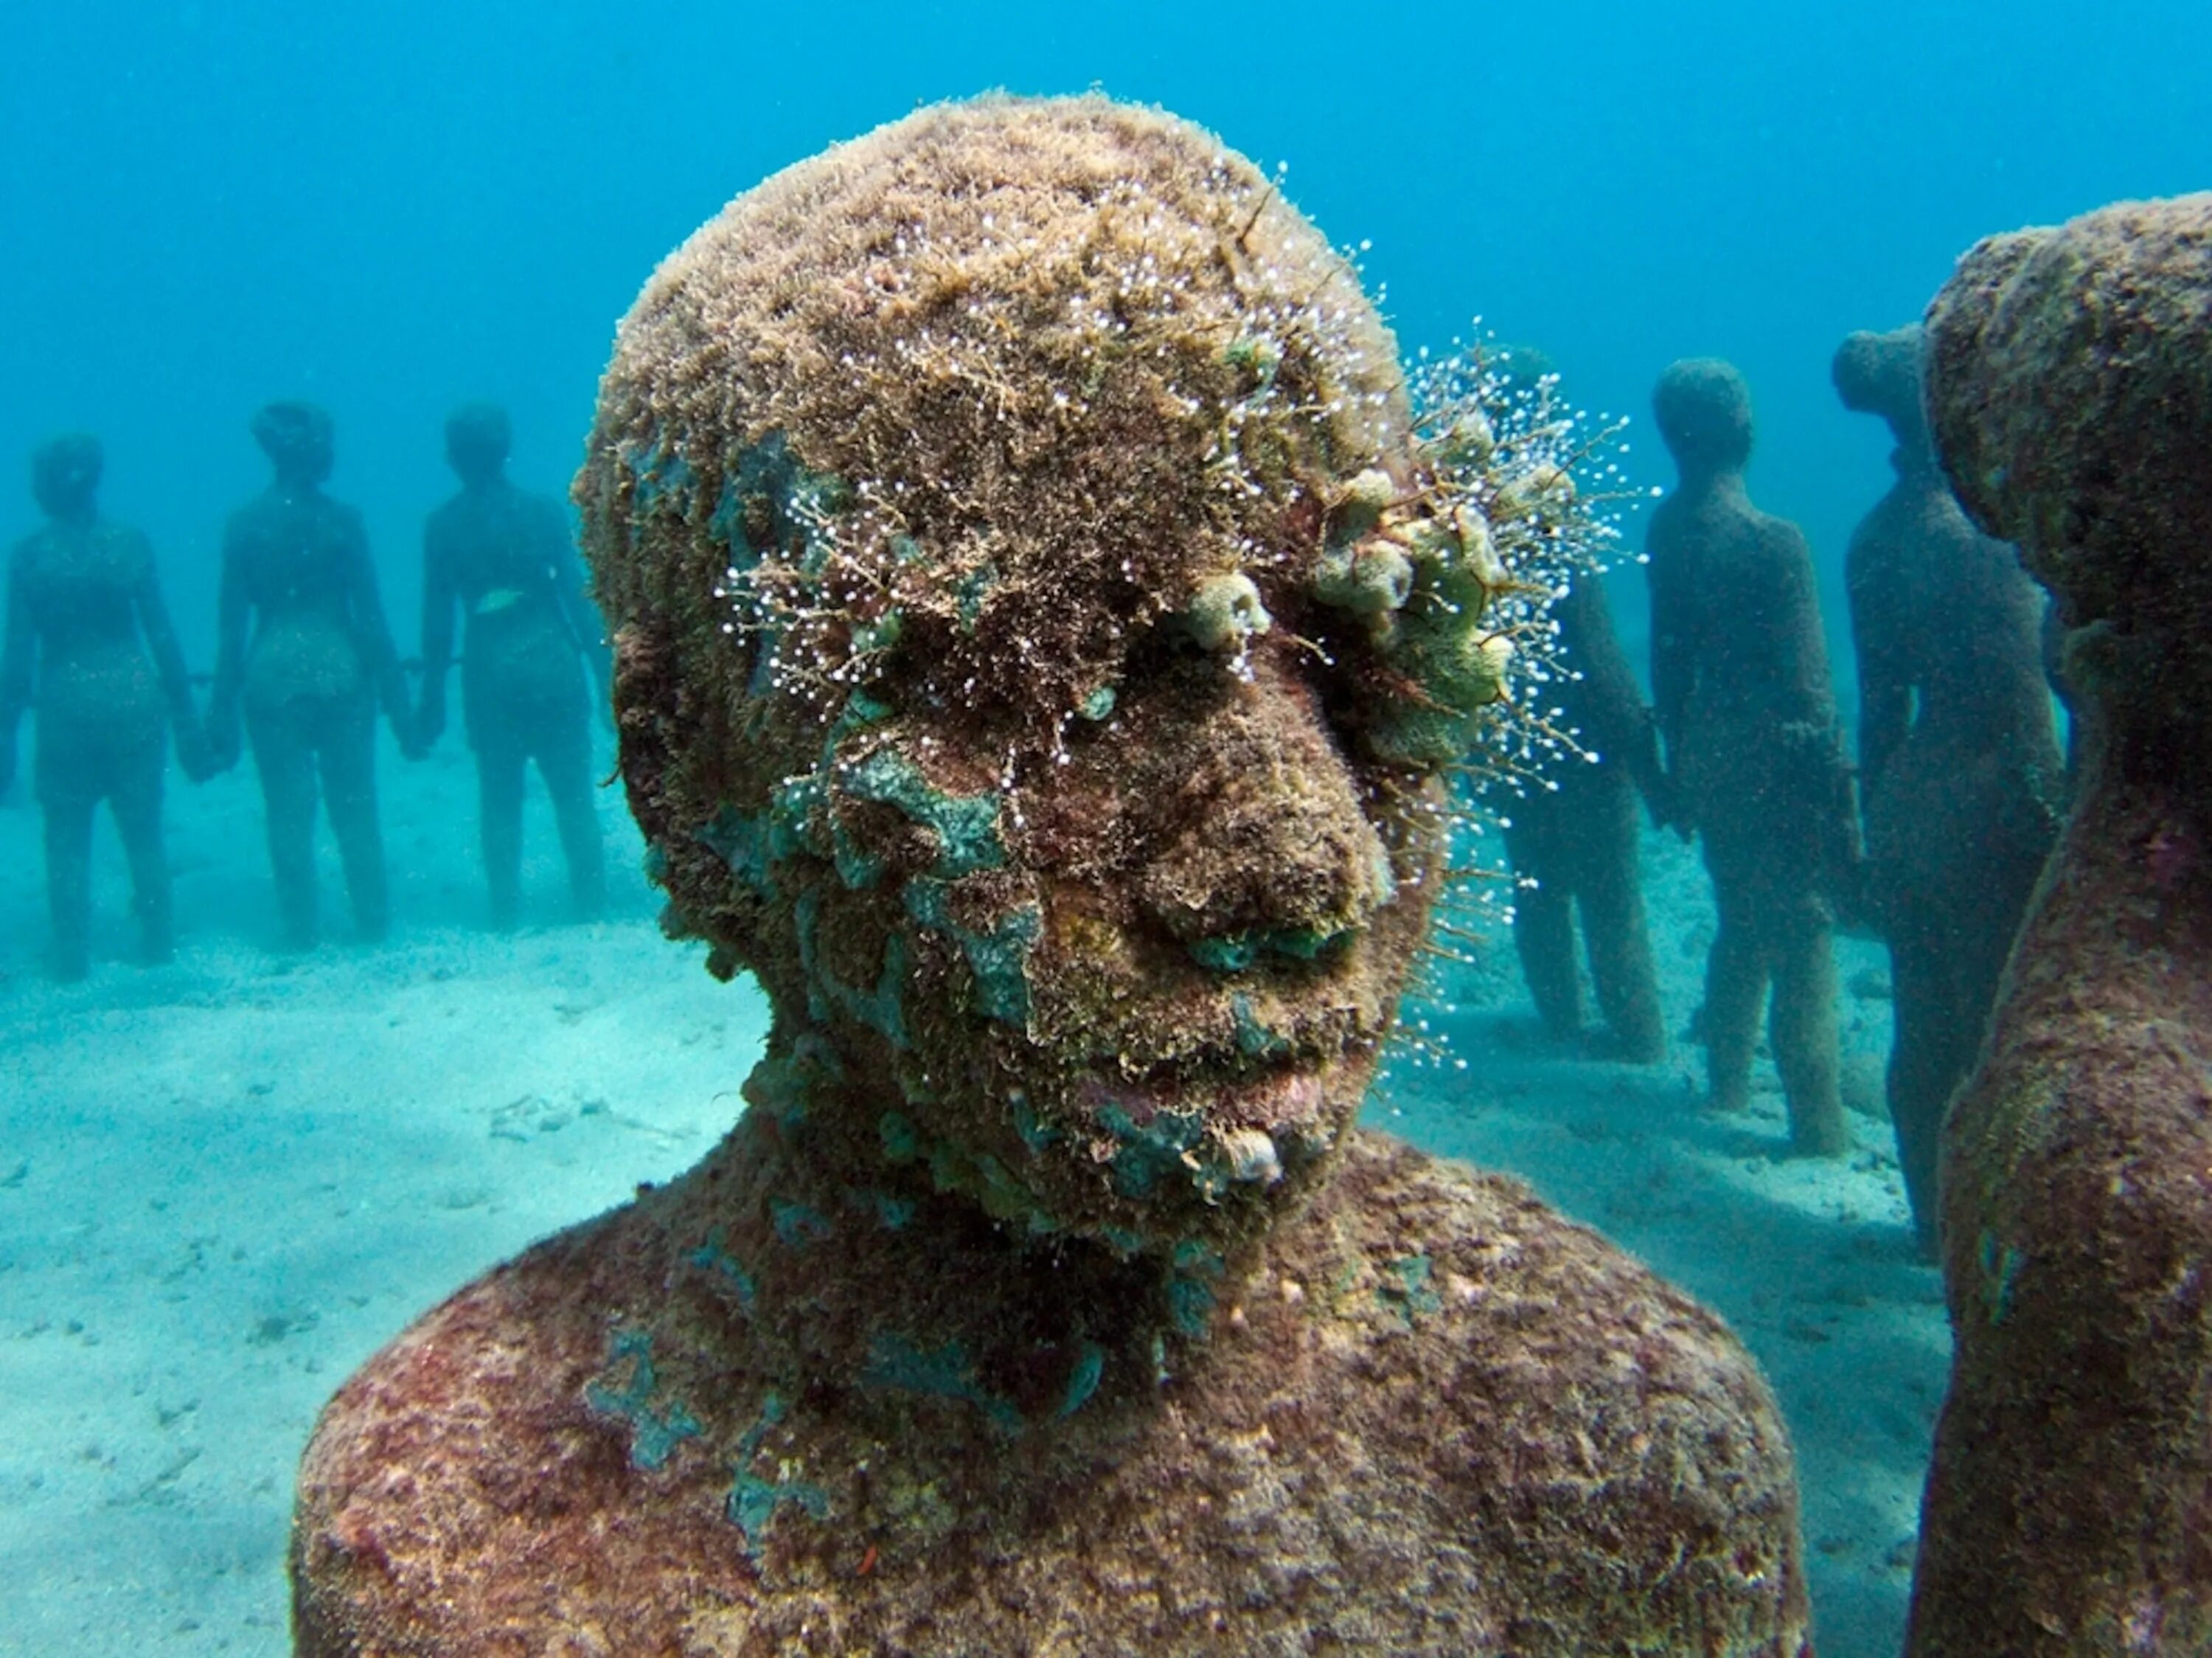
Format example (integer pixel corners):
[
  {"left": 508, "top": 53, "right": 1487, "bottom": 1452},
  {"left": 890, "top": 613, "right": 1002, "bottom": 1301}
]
[
  {"left": 397, "top": 721, "right": 429, "bottom": 763},
  {"left": 206, "top": 706, "right": 242, "bottom": 774},
  {"left": 174, "top": 718, "right": 220, "bottom": 785}
]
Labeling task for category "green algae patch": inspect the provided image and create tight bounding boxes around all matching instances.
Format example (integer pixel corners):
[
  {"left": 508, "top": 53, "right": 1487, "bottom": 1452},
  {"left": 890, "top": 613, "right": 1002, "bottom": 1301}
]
[
  {"left": 685, "top": 1229, "right": 759, "bottom": 1312},
  {"left": 841, "top": 749, "right": 1005, "bottom": 878},
  {"left": 904, "top": 878, "right": 1038, "bottom": 1027},
  {"left": 726, "top": 1392, "right": 829, "bottom": 1556},
  {"left": 860, "top": 1335, "right": 1024, "bottom": 1434},
  {"left": 585, "top": 1329, "right": 701, "bottom": 1471}
]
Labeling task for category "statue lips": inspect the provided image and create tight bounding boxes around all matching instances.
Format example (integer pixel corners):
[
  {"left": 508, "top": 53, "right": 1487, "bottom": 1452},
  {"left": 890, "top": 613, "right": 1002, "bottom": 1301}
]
[{"left": 1074, "top": 1060, "right": 1331, "bottom": 1130}]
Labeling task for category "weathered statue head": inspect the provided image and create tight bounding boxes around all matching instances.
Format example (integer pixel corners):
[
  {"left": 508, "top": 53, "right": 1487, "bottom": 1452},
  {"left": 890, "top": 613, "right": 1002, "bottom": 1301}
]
[
  {"left": 1832, "top": 325, "right": 1930, "bottom": 462},
  {"left": 31, "top": 432, "right": 102, "bottom": 519},
  {"left": 578, "top": 97, "right": 1585, "bottom": 1258},
  {"left": 1652, "top": 357, "right": 1753, "bottom": 477},
  {"left": 445, "top": 402, "right": 512, "bottom": 485},
  {"left": 252, "top": 400, "right": 335, "bottom": 486},
  {"left": 1925, "top": 195, "right": 2212, "bottom": 681}
]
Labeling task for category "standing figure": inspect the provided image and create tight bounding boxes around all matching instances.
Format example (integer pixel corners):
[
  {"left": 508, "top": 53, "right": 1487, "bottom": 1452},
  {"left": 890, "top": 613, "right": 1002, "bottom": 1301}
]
[
  {"left": 1504, "top": 567, "right": 1671, "bottom": 1060},
  {"left": 208, "top": 402, "right": 414, "bottom": 948},
  {"left": 417, "top": 403, "right": 608, "bottom": 929},
  {"left": 0, "top": 435, "right": 208, "bottom": 978},
  {"left": 1908, "top": 192, "right": 2212, "bottom": 1657},
  {"left": 1834, "top": 325, "right": 2062, "bottom": 1256},
  {"left": 1646, "top": 359, "right": 1854, "bottom": 1156}
]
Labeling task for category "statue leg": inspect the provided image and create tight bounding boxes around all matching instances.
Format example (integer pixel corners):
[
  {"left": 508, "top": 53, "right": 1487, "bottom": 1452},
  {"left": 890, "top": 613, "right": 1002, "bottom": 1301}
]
[
  {"left": 534, "top": 712, "right": 605, "bottom": 923},
  {"left": 1699, "top": 872, "right": 1765, "bottom": 1114},
  {"left": 1576, "top": 782, "right": 1666, "bottom": 1063},
  {"left": 1879, "top": 891, "right": 1952, "bottom": 1251},
  {"left": 1770, "top": 901, "right": 1847, "bottom": 1157},
  {"left": 248, "top": 703, "right": 319, "bottom": 950},
  {"left": 317, "top": 693, "right": 388, "bottom": 944},
  {"left": 109, "top": 740, "right": 173, "bottom": 965},
  {"left": 475, "top": 729, "right": 526, "bottom": 931},
  {"left": 40, "top": 782, "right": 97, "bottom": 981},
  {"left": 1506, "top": 820, "right": 1581, "bottom": 1039}
]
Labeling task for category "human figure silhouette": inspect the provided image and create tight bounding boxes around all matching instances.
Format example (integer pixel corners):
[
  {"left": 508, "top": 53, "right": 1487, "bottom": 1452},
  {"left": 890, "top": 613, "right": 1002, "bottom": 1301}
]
[
  {"left": 1834, "top": 325, "right": 2062, "bottom": 1255},
  {"left": 208, "top": 402, "right": 414, "bottom": 948},
  {"left": 1646, "top": 358, "right": 1854, "bottom": 1156},
  {"left": 417, "top": 403, "right": 608, "bottom": 929},
  {"left": 0, "top": 434, "right": 209, "bottom": 978},
  {"left": 1504, "top": 567, "right": 1671, "bottom": 1060}
]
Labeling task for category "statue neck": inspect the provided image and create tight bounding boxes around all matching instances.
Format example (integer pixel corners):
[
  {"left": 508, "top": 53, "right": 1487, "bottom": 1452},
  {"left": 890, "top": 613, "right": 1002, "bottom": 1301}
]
[
  {"left": 1675, "top": 465, "right": 1747, "bottom": 503},
  {"left": 664, "top": 1078, "right": 1251, "bottom": 1430}
]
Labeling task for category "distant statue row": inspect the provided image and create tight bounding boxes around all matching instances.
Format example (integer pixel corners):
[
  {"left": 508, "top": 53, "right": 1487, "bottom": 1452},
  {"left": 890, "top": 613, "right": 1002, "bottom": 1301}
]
[
  {"left": 1506, "top": 336, "right": 2062, "bottom": 1255},
  {"left": 0, "top": 402, "right": 611, "bottom": 977}
]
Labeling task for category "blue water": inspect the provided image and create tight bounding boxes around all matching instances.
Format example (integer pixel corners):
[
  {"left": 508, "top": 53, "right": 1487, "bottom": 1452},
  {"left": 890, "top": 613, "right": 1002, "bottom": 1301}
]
[
  {"left": 7, "top": 1, "right": 2208, "bottom": 675},
  {"left": 2, "top": 4, "right": 2208, "bottom": 1654}
]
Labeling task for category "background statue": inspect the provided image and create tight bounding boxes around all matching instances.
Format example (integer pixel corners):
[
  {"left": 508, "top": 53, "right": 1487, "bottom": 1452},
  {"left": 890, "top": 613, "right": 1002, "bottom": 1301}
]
[
  {"left": 1646, "top": 358, "right": 1855, "bottom": 1156},
  {"left": 1503, "top": 564, "right": 1671, "bottom": 1060},
  {"left": 1908, "top": 192, "right": 2212, "bottom": 1654},
  {"left": 0, "top": 434, "right": 209, "bottom": 978},
  {"left": 1833, "top": 324, "right": 2062, "bottom": 1258},
  {"left": 289, "top": 98, "right": 1810, "bottom": 1656},
  {"left": 208, "top": 402, "right": 416, "bottom": 948},
  {"left": 417, "top": 402, "right": 609, "bottom": 929},
  {"left": 1479, "top": 346, "right": 1669, "bottom": 1062}
]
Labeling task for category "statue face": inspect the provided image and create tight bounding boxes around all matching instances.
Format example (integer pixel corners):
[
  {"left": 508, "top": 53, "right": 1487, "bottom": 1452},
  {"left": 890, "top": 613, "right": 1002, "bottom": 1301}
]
[
  {"left": 585, "top": 98, "right": 1596, "bottom": 1256},
  {"left": 31, "top": 433, "right": 101, "bottom": 518},
  {"left": 612, "top": 432, "right": 1449, "bottom": 1257}
]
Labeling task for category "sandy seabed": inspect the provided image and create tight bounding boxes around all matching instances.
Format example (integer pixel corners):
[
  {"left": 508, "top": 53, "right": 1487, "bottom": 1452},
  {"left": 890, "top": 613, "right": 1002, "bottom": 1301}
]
[{"left": 0, "top": 729, "right": 1942, "bottom": 1658}]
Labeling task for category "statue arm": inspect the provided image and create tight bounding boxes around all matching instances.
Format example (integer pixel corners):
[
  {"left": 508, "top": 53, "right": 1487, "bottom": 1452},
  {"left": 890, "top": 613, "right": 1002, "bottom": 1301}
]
[
  {"left": 545, "top": 502, "right": 612, "bottom": 702},
  {"left": 128, "top": 535, "right": 212, "bottom": 777},
  {"left": 417, "top": 522, "right": 456, "bottom": 745},
  {"left": 1775, "top": 524, "right": 1864, "bottom": 898},
  {"left": 0, "top": 549, "right": 31, "bottom": 788},
  {"left": 206, "top": 524, "right": 251, "bottom": 766},
  {"left": 339, "top": 510, "right": 414, "bottom": 745},
  {"left": 1845, "top": 535, "right": 1910, "bottom": 793},
  {"left": 1644, "top": 538, "right": 1691, "bottom": 770},
  {"left": 1562, "top": 576, "right": 1670, "bottom": 814}
]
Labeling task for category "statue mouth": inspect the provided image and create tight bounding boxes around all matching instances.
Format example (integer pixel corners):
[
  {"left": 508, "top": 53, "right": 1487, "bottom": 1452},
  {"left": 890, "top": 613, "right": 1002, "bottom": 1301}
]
[{"left": 1073, "top": 1061, "right": 1329, "bottom": 1131}]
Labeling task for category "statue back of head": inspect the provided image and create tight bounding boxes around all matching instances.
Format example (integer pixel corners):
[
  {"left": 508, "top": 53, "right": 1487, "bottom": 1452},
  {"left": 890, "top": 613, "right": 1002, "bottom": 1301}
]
[
  {"left": 445, "top": 402, "right": 512, "bottom": 484},
  {"left": 1832, "top": 325, "right": 1929, "bottom": 457},
  {"left": 31, "top": 432, "right": 102, "bottom": 518},
  {"left": 1652, "top": 357, "right": 1753, "bottom": 475},
  {"left": 252, "top": 400, "right": 335, "bottom": 485},
  {"left": 1925, "top": 195, "right": 2212, "bottom": 659}
]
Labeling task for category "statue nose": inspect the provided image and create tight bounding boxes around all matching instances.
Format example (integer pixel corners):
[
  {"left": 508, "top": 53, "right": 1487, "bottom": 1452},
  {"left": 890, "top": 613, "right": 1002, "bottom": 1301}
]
[{"left": 1134, "top": 716, "right": 1396, "bottom": 975}]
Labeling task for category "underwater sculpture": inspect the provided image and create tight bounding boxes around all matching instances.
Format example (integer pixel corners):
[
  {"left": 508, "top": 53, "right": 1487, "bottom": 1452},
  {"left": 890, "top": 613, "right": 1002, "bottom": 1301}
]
[
  {"left": 1480, "top": 346, "right": 1670, "bottom": 1062},
  {"left": 291, "top": 97, "right": 1810, "bottom": 1655},
  {"left": 1646, "top": 359, "right": 1855, "bottom": 1156},
  {"left": 417, "top": 402, "right": 609, "bottom": 929},
  {"left": 1908, "top": 193, "right": 2212, "bottom": 1654},
  {"left": 1832, "top": 325, "right": 2062, "bottom": 1258},
  {"left": 209, "top": 402, "right": 415, "bottom": 948},
  {"left": 0, "top": 434, "right": 208, "bottom": 978},
  {"left": 1503, "top": 564, "right": 1671, "bottom": 1061}
]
